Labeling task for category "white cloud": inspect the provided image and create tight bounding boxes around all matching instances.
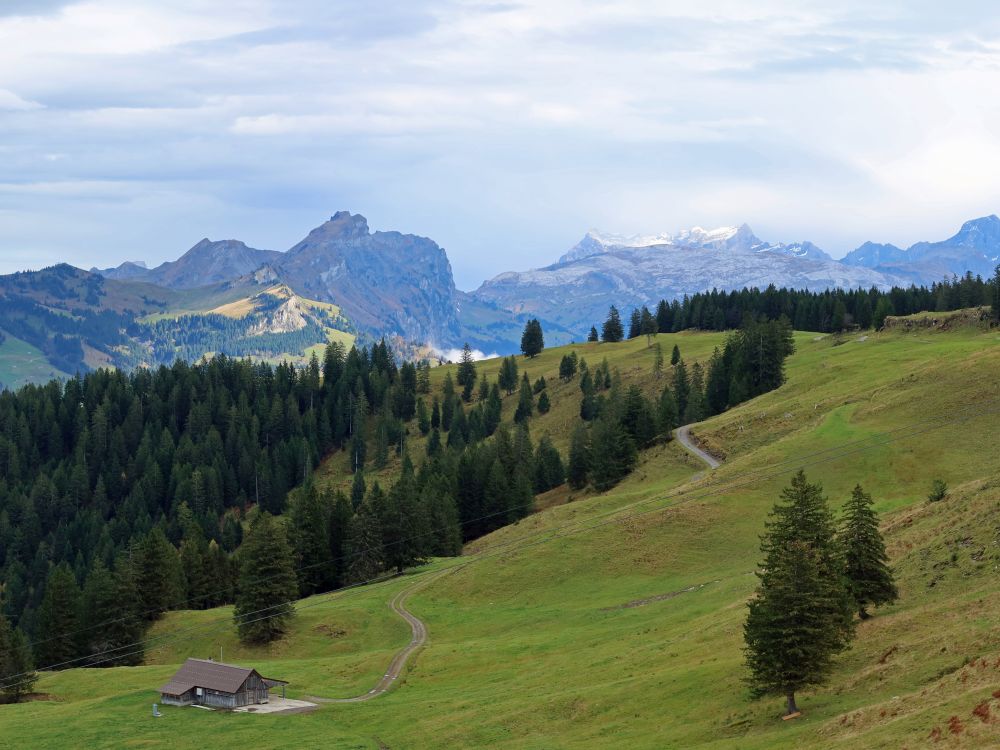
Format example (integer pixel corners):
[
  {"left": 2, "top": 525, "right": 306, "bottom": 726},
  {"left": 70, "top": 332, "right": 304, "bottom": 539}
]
[
  {"left": 3, "top": 0, "right": 1000, "bottom": 277},
  {"left": 0, "top": 89, "right": 42, "bottom": 110},
  {"left": 433, "top": 346, "right": 498, "bottom": 363}
]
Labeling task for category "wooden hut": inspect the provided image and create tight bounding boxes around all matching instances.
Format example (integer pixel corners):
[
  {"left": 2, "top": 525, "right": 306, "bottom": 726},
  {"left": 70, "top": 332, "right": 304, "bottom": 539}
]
[{"left": 159, "top": 658, "right": 288, "bottom": 709}]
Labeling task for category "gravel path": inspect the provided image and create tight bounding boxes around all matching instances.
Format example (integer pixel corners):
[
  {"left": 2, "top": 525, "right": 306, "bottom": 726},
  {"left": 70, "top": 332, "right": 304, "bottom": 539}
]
[
  {"left": 308, "top": 569, "right": 452, "bottom": 704},
  {"left": 675, "top": 424, "right": 722, "bottom": 470}
]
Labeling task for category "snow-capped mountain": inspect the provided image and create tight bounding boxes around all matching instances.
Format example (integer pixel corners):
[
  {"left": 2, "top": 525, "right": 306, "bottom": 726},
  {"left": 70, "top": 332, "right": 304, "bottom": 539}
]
[
  {"left": 473, "top": 227, "right": 903, "bottom": 338},
  {"left": 561, "top": 223, "right": 832, "bottom": 264}
]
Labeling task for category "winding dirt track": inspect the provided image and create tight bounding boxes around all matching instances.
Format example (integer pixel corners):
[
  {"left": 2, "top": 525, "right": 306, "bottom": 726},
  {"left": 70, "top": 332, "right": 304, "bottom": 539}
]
[
  {"left": 675, "top": 424, "right": 722, "bottom": 470},
  {"left": 308, "top": 569, "right": 454, "bottom": 704},
  {"left": 313, "top": 426, "right": 721, "bottom": 705}
]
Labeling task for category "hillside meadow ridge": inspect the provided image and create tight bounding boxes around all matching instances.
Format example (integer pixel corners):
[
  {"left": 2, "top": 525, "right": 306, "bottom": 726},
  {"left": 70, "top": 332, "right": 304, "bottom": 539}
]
[
  {"left": 1, "top": 310, "right": 998, "bottom": 748},
  {"left": 7, "top": 2, "right": 1000, "bottom": 747}
]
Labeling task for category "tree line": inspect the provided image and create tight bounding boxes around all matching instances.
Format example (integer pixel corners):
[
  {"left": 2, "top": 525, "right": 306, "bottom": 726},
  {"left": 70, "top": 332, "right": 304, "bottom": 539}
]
[
  {"left": 566, "top": 312, "right": 796, "bottom": 492},
  {"left": 611, "top": 268, "right": 1000, "bottom": 337}
]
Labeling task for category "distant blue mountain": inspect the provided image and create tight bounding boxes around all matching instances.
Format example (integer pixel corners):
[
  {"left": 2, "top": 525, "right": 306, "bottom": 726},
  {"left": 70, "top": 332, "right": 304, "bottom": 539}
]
[{"left": 843, "top": 215, "right": 1000, "bottom": 282}]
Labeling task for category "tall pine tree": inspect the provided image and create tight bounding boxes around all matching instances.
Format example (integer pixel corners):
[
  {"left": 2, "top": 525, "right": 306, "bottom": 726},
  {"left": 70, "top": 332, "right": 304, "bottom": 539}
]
[
  {"left": 838, "top": 485, "right": 898, "bottom": 619},
  {"left": 744, "top": 471, "right": 855, "bottom": 715},
  {"left": 233, "top": 513, "right": 298, "bottom": 645}
]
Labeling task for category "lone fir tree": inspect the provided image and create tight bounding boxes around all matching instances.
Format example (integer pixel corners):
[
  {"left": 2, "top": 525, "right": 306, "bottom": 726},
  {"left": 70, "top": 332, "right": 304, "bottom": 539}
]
[
  {"left": 838, "top": 485, "right": 898, "bottom": 619},
  {"left": 744, "top": 471, "right": 855, "bottom": 716},
  {"left": 457, "top": 343, "right": 477, "bottom": 388},
  {"left": 520, "top": 318, "right": 544, "bottom": 357},
  {"left": 602, "top": 306, "right": 624, "bottom": 343}
]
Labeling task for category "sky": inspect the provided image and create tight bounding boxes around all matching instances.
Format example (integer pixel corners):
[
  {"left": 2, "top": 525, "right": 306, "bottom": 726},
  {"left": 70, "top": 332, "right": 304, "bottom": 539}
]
[{"left": 2, "top": 1, "right": 1000, "bottom": 290}]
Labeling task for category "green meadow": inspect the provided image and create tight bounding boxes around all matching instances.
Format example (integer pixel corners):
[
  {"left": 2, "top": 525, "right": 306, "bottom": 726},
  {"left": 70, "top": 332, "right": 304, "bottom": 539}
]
[{"left": 2, "top": 320, "right": 999, "bottom": 749}]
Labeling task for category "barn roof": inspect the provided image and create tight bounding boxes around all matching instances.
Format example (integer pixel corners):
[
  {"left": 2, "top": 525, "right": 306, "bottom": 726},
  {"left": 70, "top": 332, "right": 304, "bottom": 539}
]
[{"left": 160, "top": 658, "right": 260, "bottom": 696}]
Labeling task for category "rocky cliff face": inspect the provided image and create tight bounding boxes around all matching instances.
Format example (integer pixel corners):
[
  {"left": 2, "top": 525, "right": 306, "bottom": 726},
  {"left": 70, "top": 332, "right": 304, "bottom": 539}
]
[{"left": 274, "top": 211, "right": 462, "bottom": 346}]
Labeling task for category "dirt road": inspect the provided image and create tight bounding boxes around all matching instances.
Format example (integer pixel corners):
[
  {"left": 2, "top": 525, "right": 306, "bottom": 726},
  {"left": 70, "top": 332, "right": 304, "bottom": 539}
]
[
  {"left": 675, "top": 424, "right": 722, "bottom": 470},
  {"left": 309, "top": 570, "right": 450, "bottom": 704}
]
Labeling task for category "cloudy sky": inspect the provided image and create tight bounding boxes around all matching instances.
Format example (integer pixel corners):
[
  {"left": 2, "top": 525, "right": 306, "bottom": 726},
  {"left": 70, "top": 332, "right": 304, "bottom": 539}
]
[{"left": 2, "top": 1, "right": 1000, "bottom": 288}]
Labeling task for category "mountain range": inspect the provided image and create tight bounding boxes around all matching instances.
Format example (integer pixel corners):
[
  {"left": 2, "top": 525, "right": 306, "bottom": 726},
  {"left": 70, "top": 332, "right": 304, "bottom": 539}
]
[{"left": 1, "top": 211, "right": 997, "bottom": 388}]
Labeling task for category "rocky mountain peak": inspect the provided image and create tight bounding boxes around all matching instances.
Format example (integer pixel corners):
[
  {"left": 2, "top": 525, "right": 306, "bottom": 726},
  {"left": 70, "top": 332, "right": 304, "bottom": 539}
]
[{"left": 952, "top": 214, "right": 1000, "bottom": 248}]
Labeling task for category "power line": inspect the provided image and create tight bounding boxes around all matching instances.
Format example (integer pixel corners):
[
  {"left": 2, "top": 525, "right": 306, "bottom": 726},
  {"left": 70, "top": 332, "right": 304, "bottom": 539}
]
[{"left": 3, "top": 395, "right": 994, "bottom": 691}]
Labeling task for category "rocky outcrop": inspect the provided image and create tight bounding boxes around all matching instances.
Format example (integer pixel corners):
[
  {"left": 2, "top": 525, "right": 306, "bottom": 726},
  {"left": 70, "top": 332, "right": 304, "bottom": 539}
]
[
  {"left": 882, "top": 307, "right": 993, "bottom": 331},
  {"left": 247, "top": 295, "right": 308, "bottom": 335}
]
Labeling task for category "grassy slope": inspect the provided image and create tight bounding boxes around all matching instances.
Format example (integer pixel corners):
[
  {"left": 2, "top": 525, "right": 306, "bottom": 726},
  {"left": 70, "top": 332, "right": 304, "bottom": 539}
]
[
  {"left": 0, "top": 329, "right": 71, "bottom": 388},
  {"left": 2, "top": 323, "right": 999, "bottom": 749}
]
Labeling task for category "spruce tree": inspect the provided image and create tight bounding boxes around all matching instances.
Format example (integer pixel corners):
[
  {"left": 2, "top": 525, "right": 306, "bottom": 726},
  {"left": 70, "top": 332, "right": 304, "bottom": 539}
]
[
  {"left": 233, "top": 513, "right": 298, "bottom": 645},
  {"left": 328, "top": 491, "right": 354, "bottom": 588},
  {"left": 457, "top": 343, "right": 477, "bottom": 388},
  {"left": 744, "top": 471, "right": 855, "bottom": 715},
  {"left": 422, "top": 475, "right": 462, "bottom": 556},
  {"left": 657, "top": 384, "right": 678, "bottom": 435},
  {"left": 347, "top": 495, "right": 385, "bottom": 583},
  {"left": 672, "top": 359, "right": 690, "bottom": 421},
  {"left": 656, "top": 299, "right": 672, "bottom": 332},
  {"left": 381, "top": 457, "right": 429, "bottom": 573},
  {"left": 705, "top": 347, "right": 729, "bottom": 416},
  {"left": 589, "top": 417, "right": 636, "bottom": 491},
  {"left": 684, "top": 362, "right": 706, "bottom": 424},
  {"left": 670, "top": 344, "right": 681, "bottom": 366},
  {"left": 498, "top": 355, "right": 519, "bottom": 395},
  {"left": 602, "top": 306, "right": 625, "bottom": 342},
  {"left": 417, "top": 398, "right": 430, "bottom": 435},
  {"left": 0, "top": 612, "right": 36, "bottom": 702},
  {"left": 34, "top": 563, "right": 81, "bottom": 668},
  {"left": 426, "top": 428, "right": 442, "bottom": 458},
  {"left": 839, "top": 485, "right": 898, "bottom": 619},
  {"left": 567, "top": 424, "right": 591, "bottom": 489},
  {"left": 350, "top": 469, "right": 366, "bottom": 511},
  {"left": 514, "top": 373, "right": 534, "bottom": 423},
  {"left": 579, "top": 370, "right": 598, "bottom": 421},
  {"left": 588, "top": 326, "right": 599, "bottom": 342},
  {"left": 537, "top": 390, "right": 551, "bottom": 414},
  {"left": 110, "top": 554, "right": 146, "bottom": 664},
  {"left": 533, "top": 436, "right": 566, "bottom": 493},
  {"left": 289, "top": 485, "right": 333, "bottom": 596},
  {"left": 520, "top": 318, "right": 544, "bottom": 357},
  {"left": 873, "top": 297, "right": 894, "bottom": 330},
  {"left": 80, "top": 560, "right": 116, "bottom": 656},
  {"left": 628, "top": 308, "right": 642, "bottom": 339},
  {"left": 559, "top": 353, "right": 578, "bottom": 381},
  {"left": 135, "top": 527, "right": 183, "bottom": 621}
]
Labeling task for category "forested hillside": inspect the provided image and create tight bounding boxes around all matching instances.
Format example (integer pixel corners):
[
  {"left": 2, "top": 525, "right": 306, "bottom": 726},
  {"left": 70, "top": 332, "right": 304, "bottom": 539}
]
[{"left": 0, "top": 302, "right": 798, "bottom": 682}]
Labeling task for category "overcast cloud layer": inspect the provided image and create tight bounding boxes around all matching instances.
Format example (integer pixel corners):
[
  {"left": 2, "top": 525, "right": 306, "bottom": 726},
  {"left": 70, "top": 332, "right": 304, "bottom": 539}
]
[{"left": 2, "top": 1, "right": 1000, "bottom": 288}]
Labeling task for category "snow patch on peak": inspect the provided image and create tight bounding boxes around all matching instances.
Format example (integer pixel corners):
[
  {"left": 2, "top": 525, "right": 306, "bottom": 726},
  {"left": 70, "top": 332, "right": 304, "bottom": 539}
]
[{"left": 561, "top": 223, "right": 759, "bottom": 263}]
